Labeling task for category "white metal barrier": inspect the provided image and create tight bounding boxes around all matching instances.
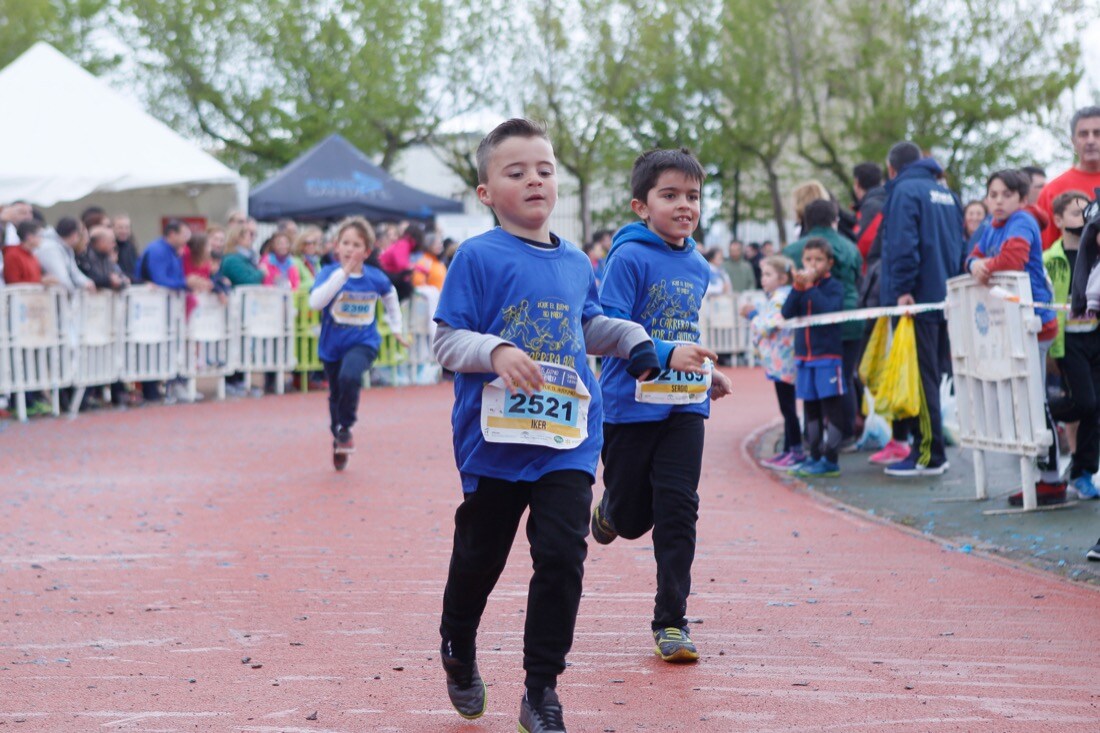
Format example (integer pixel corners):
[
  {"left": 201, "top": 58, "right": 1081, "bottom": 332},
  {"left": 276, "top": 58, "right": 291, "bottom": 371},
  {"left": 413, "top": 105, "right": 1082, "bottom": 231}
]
[
  {"left": 945, "top": 272, "right": 1051, "bottom": 512},
  {"left": 68, "top": 290, "right": 122, "bottom": 416},
  {"left": 119, "top": 286, "right": 185, "bottom": 388},
  {"left": 183, "top": 293, "right": 234, "bottom": 400},
  {"left": 410, "top": 286, "right": 441, "bottom": 385},
  {"left": 697, "top": 290, "right": 763, "bottom": 364},
  {"left": 2, "top": 285, "right": 69, "bottom": 421},
  {"left": 233, "top": 286, "right": 295, "bottom": 394}
]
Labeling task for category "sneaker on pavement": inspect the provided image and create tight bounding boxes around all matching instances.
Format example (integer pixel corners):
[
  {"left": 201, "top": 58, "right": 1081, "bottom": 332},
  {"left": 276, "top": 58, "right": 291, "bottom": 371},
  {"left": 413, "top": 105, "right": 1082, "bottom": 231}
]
[
  {"left": 1072, "top": 474, "right": 1099, "bottom": 500},
  {"left": 440, "top": 641, "right": 486, "bottom": 720},
  {"left": 25, "top": 401, "right": 53, "bottom": 417},
  {"left": 590, "top": 498, "right": 617, "bottom": 545},
  {"left": 762, "top": 451, "right": 804, "bottom": 470},
  {"left": 869, "top": 439, "right": 910, "bottom": 465},
  {"left": 1087, "top": 538, "right": 1100, "bottom": 561},
  {"left": 653, "top": 626, "right": 699, "bottom": 663},
  {"left": 838, "top": 436, "right": 859, "bottom": 454},
  {"left": 788, "top": 457, "right": 820, "bottom": 475},
  {"left": 1008, "top": 481, "right": 1067, "bottom": 507},
  {"left": 796, "top": 458, "right": 841, "bottom": 478},
  {"left": 334, "top": 427, "right": 355, "bottom": 454},
  {"left": 519, "top": 687, "right": 566, "bottom": 733},
  {"left": 884, "top": 457, "right": 949, "bottom": 477}
]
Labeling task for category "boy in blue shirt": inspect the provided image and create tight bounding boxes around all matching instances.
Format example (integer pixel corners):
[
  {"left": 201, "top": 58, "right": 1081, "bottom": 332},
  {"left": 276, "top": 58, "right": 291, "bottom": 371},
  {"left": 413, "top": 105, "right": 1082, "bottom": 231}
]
[
  {"left": 781, "top": 237, "right": 846, "bottom": 477},
  {"left": 309, "top": 216, "right": 406, "bottom": 471},
  {"left": 590, "top": 148, "right": 731, "bottom": 664},
  {"left": 432, "top": 118, "right": 659, "bottom": 733}
]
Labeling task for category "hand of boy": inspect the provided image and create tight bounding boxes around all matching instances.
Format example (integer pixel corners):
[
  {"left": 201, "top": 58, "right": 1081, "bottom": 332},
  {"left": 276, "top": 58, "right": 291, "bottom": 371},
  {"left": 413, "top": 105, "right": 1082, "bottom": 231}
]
[
  {"left": 792, "top": 269, "right": 817, "bottom": 289},
  {"left": 490, "top": 344, "right": 545, "bottom": 396},
  {"left": 342, "top": 249, "right": 367, "bottom": 274},
  {"left": 709, "top": 370, "right": 732, "bottom": 400},
  {"left": 969, "top": 258, "right": 991, "bottom": 285},
  {"left": 669, "top": 344, "right": 718, "bottom": 373},
  {"left": 394, "top": 334, "right": 411, "bottom": 348},
  {"left": 739, "top": 302, "right": 754, "bottom": 318}
]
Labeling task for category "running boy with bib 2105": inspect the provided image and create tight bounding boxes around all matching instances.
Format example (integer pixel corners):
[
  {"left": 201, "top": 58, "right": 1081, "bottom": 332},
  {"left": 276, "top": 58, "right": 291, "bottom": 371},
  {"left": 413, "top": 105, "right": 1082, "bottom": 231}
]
[{"left": 432, "top": 118, "right": 659, "bottom": 733}]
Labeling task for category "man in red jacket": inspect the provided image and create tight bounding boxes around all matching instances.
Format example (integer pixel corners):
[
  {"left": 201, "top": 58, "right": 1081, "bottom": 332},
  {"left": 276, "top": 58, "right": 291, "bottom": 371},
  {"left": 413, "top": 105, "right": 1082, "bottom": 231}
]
[
  {"left": 3, "top": 221, "right": 57, "bottom": 285},
  {"left": 1037, "top": 106, "right": 1100, "bottom": 249}
]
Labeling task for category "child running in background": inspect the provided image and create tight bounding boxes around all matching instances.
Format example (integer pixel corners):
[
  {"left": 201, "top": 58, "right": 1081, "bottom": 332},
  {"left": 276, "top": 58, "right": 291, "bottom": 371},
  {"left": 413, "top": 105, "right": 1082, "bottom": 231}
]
[
  {"left": 781, "top": 237, "right": 846, "bottom": 478},
  {"left": 966, "top": 169, "right": 1062, "bottom": 505},
  {"left": 309, "top": 217, "right": 406, "bottom": 471},
  {"left": 432, "top": 119, "right": 658, "bottom": 733},
  {"left": 742, "top": 254, "right": 801, "bottom": 469}
]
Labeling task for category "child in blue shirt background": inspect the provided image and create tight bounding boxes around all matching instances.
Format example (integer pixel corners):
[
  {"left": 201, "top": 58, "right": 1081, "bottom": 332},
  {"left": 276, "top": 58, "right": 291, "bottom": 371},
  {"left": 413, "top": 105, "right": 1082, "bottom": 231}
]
[
  {"left": 432, "top": 118, "right": 658, "bottom": 733},
  {"left": 308, "top": 216, "right": 405, "bottom": 471},
  {"left": 781, "top": 237, "right": 846, "bottom": 478},
  {"left": 591, "top": 148, "right": 732, "bottom": 665}
]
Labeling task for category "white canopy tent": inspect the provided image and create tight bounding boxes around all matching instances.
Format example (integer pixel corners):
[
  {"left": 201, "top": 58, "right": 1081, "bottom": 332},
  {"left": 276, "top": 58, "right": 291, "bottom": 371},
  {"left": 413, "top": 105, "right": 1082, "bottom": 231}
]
[{"left": 0, "top": 42, "right": 244, "bottom": 244}]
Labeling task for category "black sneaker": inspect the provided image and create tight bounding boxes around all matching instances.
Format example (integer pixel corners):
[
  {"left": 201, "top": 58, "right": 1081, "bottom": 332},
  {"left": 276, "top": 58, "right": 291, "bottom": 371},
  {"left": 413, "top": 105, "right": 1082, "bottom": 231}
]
[
  {"left": 590, "top": 498, "right": 617, "bottom": 545},
  {"left": 440, "top": 642, "right": 485, "bottom": 720},
  {"left": 332, "top": 440, "right": 349, "bottom": 472},
  {"left": 1087, "top": 539, "right": 1100, "bottom": 562},
  {"left": 653, "top": 626, "right": 699, "bottom": 663},
  {"left": 334, "top": 427, "right": 355, "bottom": 454},
  {"left": 519, "top": 687, "right": 566, "bottom": 733}
]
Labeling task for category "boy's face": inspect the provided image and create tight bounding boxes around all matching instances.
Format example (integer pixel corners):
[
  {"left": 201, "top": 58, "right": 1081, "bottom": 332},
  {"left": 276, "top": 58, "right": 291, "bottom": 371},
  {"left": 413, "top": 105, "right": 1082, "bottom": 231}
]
[
  {"left": 22, "top": 231, "right": 41, "bottom": 250},
  {"left": 631, "top": 170, "right": 701, "bottom": 245},
  {"left": 337, "top": 229, "right": 369, "bottom": 267},
  {"left": 801, "top": 247, "right": 832, "bottom": 277},
  {"left": 986, "top": 178, "right": 1022, "bottom": 222},
  {"left": 1054, "top": 198, "right": 1087, "bottom": 233},
  {"left": 476, "top": 136, "right": 558, "bottom": 237}
]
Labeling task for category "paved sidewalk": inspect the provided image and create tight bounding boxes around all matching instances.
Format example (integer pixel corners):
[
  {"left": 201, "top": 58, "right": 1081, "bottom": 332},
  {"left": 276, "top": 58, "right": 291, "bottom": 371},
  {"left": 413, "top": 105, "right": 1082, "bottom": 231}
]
[{"left": 2, "top": 370, "right": 1099, "bottom": 731}]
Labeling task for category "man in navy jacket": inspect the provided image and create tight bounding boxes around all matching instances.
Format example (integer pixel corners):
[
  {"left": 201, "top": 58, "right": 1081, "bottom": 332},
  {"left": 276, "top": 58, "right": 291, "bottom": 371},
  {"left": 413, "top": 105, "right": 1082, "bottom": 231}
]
[{"left": 879, "top": 141, "right": 964, "bottom": 477}]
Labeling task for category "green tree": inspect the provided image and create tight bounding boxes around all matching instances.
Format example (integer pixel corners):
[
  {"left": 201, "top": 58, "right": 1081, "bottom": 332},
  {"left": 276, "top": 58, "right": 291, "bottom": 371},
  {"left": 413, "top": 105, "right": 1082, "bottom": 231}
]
[
  {"left": 120, "top": 0, "right": 489, "bottom": 180},
  {"left": 0, "top": 0, "right": 118, "bottom": 72}
]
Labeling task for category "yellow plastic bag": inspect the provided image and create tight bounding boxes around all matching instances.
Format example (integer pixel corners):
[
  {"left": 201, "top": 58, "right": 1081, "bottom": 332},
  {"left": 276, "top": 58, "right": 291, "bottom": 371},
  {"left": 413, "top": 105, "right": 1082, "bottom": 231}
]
[
  {"left": 877, "top": 315, "right": 922, "bottom": 420},
  {"left": 858, "top": 317, "right": 890, "bottom": 395}
]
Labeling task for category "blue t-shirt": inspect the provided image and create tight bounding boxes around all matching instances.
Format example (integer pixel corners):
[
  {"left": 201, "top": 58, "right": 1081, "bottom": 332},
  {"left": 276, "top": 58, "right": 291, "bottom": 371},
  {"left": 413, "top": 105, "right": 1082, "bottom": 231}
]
[
  {"left": 313, "top": 263, "right": 395, "bottom": 362},
  {"left": 599, "top": 222, "right": 711, "bottom": 424},
  {"left": 434, "top": 227, "right": 604, "bottom": 493}
]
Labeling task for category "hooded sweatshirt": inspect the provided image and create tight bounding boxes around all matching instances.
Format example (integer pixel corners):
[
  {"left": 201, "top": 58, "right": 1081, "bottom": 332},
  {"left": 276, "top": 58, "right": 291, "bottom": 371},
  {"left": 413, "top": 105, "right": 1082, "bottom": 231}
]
[
  {"left": 1069, "top": 212, "right": 1100, "bottom": 323},
  {"left": 598, "top": 221, "right": 711, "bottom": 423},
  {"left": 879, "top": 157, "right": 964, "bottom": 315}
]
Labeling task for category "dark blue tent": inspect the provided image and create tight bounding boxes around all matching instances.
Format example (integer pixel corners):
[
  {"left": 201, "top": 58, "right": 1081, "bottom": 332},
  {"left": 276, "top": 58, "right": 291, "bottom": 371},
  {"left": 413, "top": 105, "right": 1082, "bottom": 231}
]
[{"left": 248, "top": 134, "right": 464, "bottom": 222}]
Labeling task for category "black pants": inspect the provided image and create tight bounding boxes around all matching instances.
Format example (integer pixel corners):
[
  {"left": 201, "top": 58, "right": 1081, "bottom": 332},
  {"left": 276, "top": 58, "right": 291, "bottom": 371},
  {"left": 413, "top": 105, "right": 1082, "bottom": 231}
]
[
  {"left": 804, "top": 396, "right": 844, "bottom": 463},
  {"left": 840, "top": 339, "right": 861, "bottom": 439},
  {"left": 322, "top": 345, "right": 376, "bottom": 436},
  {"left": 774, "top": 380, "right": 801, "bottom": 452},
  {"left": 440, "top": 470, "right": 591, "bottom": 691},
  {"left": 1054, "top": 330, "right": 1100, "bottom": 478},
  {"left": 898, "top": 317, "right": 947, "bottom": 466},
  {"left": 600, "top": 413, "right": 704, "bottom": 631}
]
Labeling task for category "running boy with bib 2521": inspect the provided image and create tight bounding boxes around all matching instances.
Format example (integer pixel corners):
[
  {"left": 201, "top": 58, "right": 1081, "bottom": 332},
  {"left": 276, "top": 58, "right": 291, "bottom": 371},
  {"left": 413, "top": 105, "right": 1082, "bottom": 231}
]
[
  {"left": 432, "top": 118, "right": 660, "bottom": 733},
  {"left": 591, "top": 148, "right": 732, "bottom": 664}
]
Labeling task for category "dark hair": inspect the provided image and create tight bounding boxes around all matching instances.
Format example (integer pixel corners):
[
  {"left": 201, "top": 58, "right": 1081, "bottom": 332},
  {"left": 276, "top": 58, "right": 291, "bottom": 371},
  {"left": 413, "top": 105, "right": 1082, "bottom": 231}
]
[
  {"left": 963, "top": 199, "right": 987, "bottom": 214},
  {"left": 275, "top": 218, "right": 295, "bottom": 231},
  {"left": 16, "top": 220, "right": 41, "bottom": 240},
  {"left": 853, "top": 162, "right": 883, "bottom": 190},
  {"left": 1070, "top": 105, "right": 1100, "bottom": 137},
  {"left": 591, "top": 229, "right": 613, "bottom": 243},
  {"left": 1052, "top": 190, "right": 1090, "bottom": 217},
  {"left": 803, "top": 199, "right": 839, "bottom": 230},
  {"left": 403, "top": 222, "right": 426, "bottom": 252},
  {"left": 630, "top": 148, "right": 706, "bottom": 202},
  {"left": 1021, "top": 165, "right": 1046, "bottom": 180},
  {"left": 163, "top": 219, "right": 186, "bottom": 237},
  {"left": 56, "top": 216, "right": 81, "bottom": 239},
  {"left": 475, "top": 118, "right": 550, "bottom": 184},
  {"left": 188, "top": 233, "right": 209, "bottom": 268},
  {"left": 81, "top": 205, "right": 107, "bottom": 228},
  {"left": 802, "top": 236, "right": 834, "bottom": 261},
  {"left": 887, "top": 141, "right": 922, "bottom": 173},
  {"left": 986, "top": 169, "right": 1030, "bottom": 200},
  {"left": 704, "top": 247, "right": 722, "bottom": 263}
]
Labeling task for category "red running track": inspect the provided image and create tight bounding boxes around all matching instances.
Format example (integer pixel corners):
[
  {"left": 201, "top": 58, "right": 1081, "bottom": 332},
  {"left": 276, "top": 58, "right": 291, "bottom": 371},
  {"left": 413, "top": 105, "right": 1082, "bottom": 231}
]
[{"left": 2, "top": 368, "right": 1099, "bottom": 732}]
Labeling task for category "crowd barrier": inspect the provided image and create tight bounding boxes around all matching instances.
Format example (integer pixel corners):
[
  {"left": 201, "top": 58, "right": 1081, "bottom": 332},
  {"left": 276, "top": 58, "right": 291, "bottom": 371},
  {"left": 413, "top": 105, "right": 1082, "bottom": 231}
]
[
  {"left": 0, "top": 283, "right": 444, "bottom": 422},
  {"left": 697, "top": 290, "right": 763, "bottom": 365},
  {"left": 944, "top": 272, "right": 1052, "bottom": 512}
]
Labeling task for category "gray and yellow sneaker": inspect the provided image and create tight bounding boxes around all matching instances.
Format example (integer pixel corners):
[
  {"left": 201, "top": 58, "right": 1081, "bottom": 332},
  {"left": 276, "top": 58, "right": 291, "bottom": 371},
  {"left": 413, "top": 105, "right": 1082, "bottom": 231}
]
[
  {"left": 440, "top": 641, "right": 486, "bottom": 720},
  {"left": 519, "top": 687, "right": 566, "bottom": 733},
  {"left": 653, "top": 626, "right": 699, "bottom": 663},
  {"left": 590, "top": 498, "right": 617, "bottom": 545}
]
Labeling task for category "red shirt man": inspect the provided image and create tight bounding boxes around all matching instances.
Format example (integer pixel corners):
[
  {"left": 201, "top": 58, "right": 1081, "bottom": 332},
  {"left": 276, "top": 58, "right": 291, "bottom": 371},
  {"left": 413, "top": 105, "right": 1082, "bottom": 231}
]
[
  {"left": 1037, "top": 107, "right": 1100, "bottom": 249},
  {"left": 3, "top": 221, "right": 44, "bottom": 284}
]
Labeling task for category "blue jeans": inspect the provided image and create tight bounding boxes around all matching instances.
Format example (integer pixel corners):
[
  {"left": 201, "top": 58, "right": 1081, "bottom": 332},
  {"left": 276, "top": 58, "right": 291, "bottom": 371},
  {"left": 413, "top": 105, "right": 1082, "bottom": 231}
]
[{"left": 322, "top": 345, "right": 377, "bottom": 436}]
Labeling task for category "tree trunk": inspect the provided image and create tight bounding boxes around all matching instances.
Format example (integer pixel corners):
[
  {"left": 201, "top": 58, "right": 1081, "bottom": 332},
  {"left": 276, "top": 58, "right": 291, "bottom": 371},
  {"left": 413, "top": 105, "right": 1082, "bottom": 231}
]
[{"left": 764, "top": 159, "right": 787, "bottom": 246}]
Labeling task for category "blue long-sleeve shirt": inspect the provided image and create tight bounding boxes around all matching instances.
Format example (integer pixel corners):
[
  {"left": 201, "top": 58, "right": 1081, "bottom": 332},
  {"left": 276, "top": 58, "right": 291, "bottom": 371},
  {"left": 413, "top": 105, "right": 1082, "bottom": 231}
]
[
  {"left": 781, "top": 274, "right": 844, "bottom": 361},
  {"left": 136, "top": 237, "right": 187, "bottom": 291}
]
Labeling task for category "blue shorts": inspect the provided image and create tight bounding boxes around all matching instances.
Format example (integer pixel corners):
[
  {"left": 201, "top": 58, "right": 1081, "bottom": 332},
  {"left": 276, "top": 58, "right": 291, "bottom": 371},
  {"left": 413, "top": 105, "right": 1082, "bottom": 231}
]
[{"left": 795, "top": 358, "right": 845, "bottom": 401}]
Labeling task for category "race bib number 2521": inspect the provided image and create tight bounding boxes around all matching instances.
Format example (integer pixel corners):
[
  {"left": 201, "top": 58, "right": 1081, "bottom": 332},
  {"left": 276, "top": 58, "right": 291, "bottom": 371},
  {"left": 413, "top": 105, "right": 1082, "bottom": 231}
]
[{"left": 480, "top": 362, "right": 590, "bottom": 450}]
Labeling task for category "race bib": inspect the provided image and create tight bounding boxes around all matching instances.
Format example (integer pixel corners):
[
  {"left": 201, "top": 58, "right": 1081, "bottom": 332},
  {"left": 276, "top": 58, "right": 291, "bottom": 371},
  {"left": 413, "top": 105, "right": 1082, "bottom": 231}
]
[
  {"left": 635, "top": 364, "right": 712, "bottom": 404},
  {"left": 481, "top": 362, "right": 590, "bottom": 450},
  {"left": 332, "top": 291, "right": 378, "bottom": 326}
]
